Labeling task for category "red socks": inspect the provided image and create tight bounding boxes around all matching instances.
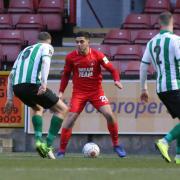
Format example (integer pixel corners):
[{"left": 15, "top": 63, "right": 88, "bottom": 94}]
[
  {"left": 107, "top": 122, "right": 119, "bottom": 147},
  {"left": 60, "top": 122, "right": 119, "bottom": 152},
  {"left": 59, "top": 128, "right": 72, "bottom": 152}
]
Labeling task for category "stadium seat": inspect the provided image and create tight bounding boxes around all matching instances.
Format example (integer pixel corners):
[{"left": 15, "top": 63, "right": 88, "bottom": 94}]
[
  {"left": 11, "top": 14, "right": 24, "bottom": 27},
  {"left": 113, "top": 45, "right": 142, "bottom": 61},
  {"left": 0, "top": 30, "right": 24, "bottom": 45},
  {"left": 101, "top": 60, "right": 120, "bottom": 76},
  {"left": 42, "top": 14, "right": 63, "bottom": 31},
  {"left": 144, "top": 0, "right": 170, "bottom": 13},
  {"left": 8, "top": 0, "right": 34, "bottom": 13},
  {"left": 37, "top": 0, "right": 64, "bottom": 13},
  {"left": 134, "top": 30, "right": 158, "bottom": 44},
  {"left": 173, "top": 14, "right": 180, "bottom": 29},
  {"left": 0, "top": 44, "right": 5, "bottom": 69},
  {"left": 0, "top": 14, "right": 13, "bottom": 29},
  {"left": 124, "top": 61, "right": 155, "bottom": 75},
  {"left": 103, "top": 29, "right": 131, "bottom": 44},
  {"left": 149, "top": 14, "right": 159, "bottom": 29},
  {"left": 123, "top": 14, "right": 151, "bottom": 29},
  {"left": 90, "top": 44, "right": 112, "bottom": 59},
  {"left": 151, "top": 14, "right": 180, "bottom": 29},
  {"left": 173, "top": 0, "right": 180, "bottom": 13},
  {"left": 16, "top": 14, "right": 43, "bottom": 29},
  {"left": 124, "top": 61, "right": 140, "bottom": 75},
  {"left": 0, "top": 0, "right": 4, "bottom": 13},
  {"left": 2, "top": 45, "right": 21, "bottom": 62},
  {"left": 174, "top": 30, "right": 180, "bottom": 36},
  {"left": 22, "top": 29, "right": 40, "bottom": 45}
]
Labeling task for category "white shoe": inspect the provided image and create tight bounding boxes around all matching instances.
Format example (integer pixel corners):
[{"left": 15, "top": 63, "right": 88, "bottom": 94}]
[{"left": 47, "top": 147, "right": 56, "bottom": 159}]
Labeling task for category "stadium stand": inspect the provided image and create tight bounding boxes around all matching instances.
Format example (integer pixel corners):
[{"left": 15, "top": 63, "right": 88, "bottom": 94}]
[
  {"left": 133, "top": 29, "right": 158, "bottom": 44},
  {"left": 33, "top": 0, "right": 40, "bottom": 11},
  {"left": 21, "top": 29, "right": 40, "bottom": 45},
  {"left": 174, "top": 0, "right": 180, "bottom": 13},
  {"left": 41, "top": 14, "right": 63, "bottom": 31},
  {"left": 0, "top": 0, "right": 4, "bottom": 13},
  {"left": 8, "top": 0, "right": 34, "bottom": 13},
  {"left": 0, "top": 44, "right": 5, "bottom": 69},
  {"left": 103, "top": 29, "right": 131, "bottom": 44},
  {"left": 0, "top": 30, "right": 24, "bottom": 44},
  {"left": 90, "top": 44, "right": 112, "bottom": 59},
  {"left": 15, "top": 14, "right": 43, "bottom": 29},
  {"left": 124, "top": 61, "right": 140, "bottom": 75},
  {"left": 123, "top": 14, "right": 151, "bottom": 29},
  {"left": 2, "top": 44, "right": 21, "bottom": 66},
  {"left": 0, "top": 14, "right": 13, "bottom": 29},
  {"left": 37, "top": 0, "right": 64, "bottom": 13},
  {"left": 144, "top": 0, "right": 170, "bottom": 13},
  {"left": 113, "top": 45, "right": 142, "bottom": 61}
]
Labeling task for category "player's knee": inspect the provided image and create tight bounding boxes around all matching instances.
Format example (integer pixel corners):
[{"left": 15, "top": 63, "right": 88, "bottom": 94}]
[
  {"left": 104, "top": 112, "right": 114, "bottom": 122},
  {"left": 61, "top": 106, "right": 69, "bottom": 117}
]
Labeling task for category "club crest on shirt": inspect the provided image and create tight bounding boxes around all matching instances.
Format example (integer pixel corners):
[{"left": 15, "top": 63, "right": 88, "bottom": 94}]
[
  {"left": 49, "top": 49, "right": 53, "bottom": 56},
  {"left": 89, "top": 60, "right": 95, "bottom": 66}
]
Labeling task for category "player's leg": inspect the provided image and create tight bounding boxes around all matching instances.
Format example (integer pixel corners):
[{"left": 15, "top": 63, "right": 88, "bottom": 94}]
[
  {"left": 175, "top": 136, "right": 180, "bottom": 164},
  {"left": 98, "top": 105, "right": 126, "bottom": 157},
  {"left": 155, "top": 91, "right": 180, "bottom": 162},
  {"left": 36, "top": 88, "right": 68, "bottom": 159},
  {"left": 31, "top": 105, "right": 44, "bottom": 142},
  {"left": 31, "top": 105, "right": 48, "bottom": 158},
  {"left": 91, "top": 92, "right": 126, "bottom": 157},
  {"left": 13, "top": 84, "right": 47, "bottom": 158},
  {"left": 57, "top": 112, "right": 79, "bottom": 158},
  {"left": 45, "top": 99, "right": 68, "bottom": 149},
  {"left": 57, "top": 93, "right": 86, "bottom": 158}
]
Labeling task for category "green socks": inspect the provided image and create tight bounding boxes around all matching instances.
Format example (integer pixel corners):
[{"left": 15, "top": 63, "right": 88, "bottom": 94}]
[
  {"left": 46, "top": 115, "right": 63, "bottom": 147},
  {"left": 32, "top": 115, "right": 43, "bottom": 141},
  {"left": 165, "top": 123, "right": 180, "bottom": 143},
  {"left": 32, "top": 115, "right": 63, "bottom": 147}
]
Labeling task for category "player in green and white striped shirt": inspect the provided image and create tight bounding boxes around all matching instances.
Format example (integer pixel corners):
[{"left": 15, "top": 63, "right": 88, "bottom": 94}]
[
  {"left": 140, "top": 12, "right": 180, "bottom": 164},
  {"left": 4, "top": 32, "right": 68, "bottom": 159}
]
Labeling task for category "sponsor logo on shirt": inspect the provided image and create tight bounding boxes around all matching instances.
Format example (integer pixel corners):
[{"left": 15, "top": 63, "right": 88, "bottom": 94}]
[{"left": 78, "top": 67, "right": 93, "bottom": 77}]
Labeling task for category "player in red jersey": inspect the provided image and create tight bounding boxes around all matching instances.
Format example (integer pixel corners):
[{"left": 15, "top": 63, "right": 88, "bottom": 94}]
[{"left": 57, "top": 31, "right": 126, "bottom": 158}]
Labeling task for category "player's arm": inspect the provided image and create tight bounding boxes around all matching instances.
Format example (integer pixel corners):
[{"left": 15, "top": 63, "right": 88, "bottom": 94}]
[
  {"left": 38, "top": 45, "right": 54, "bottom": 95},
  {"left": 140, "top": 43, "right": 151, "bottom": 103},
  {"left": 100, "top": 56, "right": 123, "bottom": 89},
  {"left": 5, "top": 59, "right": 18, "bottom": 114},
  {"left": 173, "top": 37, "right": 180, "bottom": 60},
  {"left": 59, "top": 58, "right": 72, "bottom": 96},
  {"left": 37, "top": 56, "right": 51, "bottom": 95}
]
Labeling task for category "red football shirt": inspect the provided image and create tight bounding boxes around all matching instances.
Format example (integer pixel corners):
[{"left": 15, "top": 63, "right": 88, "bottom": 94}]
[{"left": 60, "top": 48, "right": 120, "bottom": 93}]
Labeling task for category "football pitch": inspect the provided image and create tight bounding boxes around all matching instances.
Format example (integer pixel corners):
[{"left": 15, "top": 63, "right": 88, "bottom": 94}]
[{"left": 0, "top": 153, "right": 179, "bottom": 180}]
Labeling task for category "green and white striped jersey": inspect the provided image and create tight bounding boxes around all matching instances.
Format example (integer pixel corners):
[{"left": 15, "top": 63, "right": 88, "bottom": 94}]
[
  {"left": 142, "top": 30, "right": 180, "bottom": 93},
  {"left": 11, "top": 43, "right": 54, "bottom": 85}
]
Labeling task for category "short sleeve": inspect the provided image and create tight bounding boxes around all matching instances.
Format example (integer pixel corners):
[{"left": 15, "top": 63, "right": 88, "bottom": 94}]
[
  {"left": 141, "top": 43, "right": 151, "bottom": 65},
  {"left": 173, "top": 38, "right": 180, "bottom": 60},
  {"left": 41, "top": 44, "right": 54, "bottom": 58}
]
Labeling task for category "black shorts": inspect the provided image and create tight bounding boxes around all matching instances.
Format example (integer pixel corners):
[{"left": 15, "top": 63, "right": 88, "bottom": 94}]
[
  {"left": 158, "top": 89, "right": 180, "bottom": 119},
  {"left": 13, "top": 83, "right": 59, "bottom": 109}
]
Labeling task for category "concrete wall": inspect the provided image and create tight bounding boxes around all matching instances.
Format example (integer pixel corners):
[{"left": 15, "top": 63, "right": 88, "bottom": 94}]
[{"left": 78, "top": 0, "right": 145, "bottom": 28}]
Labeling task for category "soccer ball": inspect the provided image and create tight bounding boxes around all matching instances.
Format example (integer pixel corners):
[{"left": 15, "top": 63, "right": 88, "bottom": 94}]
[{"left": 82, "top": 142, "right": 100, "bottom": 158}]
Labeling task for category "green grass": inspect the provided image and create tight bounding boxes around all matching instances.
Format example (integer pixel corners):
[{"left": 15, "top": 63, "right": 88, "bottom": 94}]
[{"left": 0, "top": 153, "right": 179, "bottom": 180}]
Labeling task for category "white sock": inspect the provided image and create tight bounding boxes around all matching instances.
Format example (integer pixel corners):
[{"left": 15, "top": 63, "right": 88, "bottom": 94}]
[
  {"left": 175, "top": 154, "right": 180, "bottom": 159},
  {"left": 161, "top": 138, "right": 168, "bottom": 144}
]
